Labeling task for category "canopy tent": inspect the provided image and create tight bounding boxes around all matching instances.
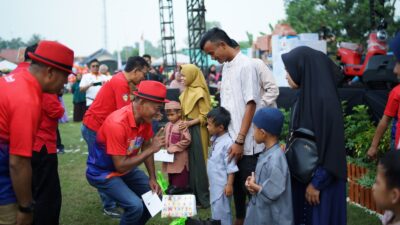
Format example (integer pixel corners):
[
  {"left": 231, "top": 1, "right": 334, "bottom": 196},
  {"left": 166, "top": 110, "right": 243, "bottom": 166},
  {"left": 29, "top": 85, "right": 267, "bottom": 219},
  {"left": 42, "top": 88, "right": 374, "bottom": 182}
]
[{"left": 0, "top": 60, "right": 17, "bottom": 70}]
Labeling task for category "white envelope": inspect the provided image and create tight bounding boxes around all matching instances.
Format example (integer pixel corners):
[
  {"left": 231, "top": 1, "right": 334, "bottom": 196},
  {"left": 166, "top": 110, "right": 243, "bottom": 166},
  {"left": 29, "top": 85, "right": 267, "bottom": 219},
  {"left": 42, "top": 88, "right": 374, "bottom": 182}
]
[
  {"left": 154, "top": 149, "right": 174, "bottom": 163},
  {"left": 141, "top": 191, "right": 163, "bottom": 217}
]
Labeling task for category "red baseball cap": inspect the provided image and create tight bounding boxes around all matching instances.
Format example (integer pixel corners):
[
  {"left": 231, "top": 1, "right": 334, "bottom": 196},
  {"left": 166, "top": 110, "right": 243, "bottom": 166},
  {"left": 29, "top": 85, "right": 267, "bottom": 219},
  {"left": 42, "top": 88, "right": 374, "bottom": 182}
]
[
  {"left": 28, "top": 40, "right": 75, "bottom": 75},
  {"left": 133, "top": 80, "right": 170, "bottom": 103}
]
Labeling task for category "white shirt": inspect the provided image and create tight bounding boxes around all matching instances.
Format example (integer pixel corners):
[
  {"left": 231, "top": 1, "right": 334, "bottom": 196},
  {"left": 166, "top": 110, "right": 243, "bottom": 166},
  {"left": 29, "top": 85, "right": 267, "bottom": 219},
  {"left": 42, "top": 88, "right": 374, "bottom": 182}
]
[
  {"left": 221, "top": 52, "right": 264, "bottom": 155},
  {"left": 79, "top": 73, "right": 108, "bottom": 106},
  {"left": 253, "top": 58, "right": 279, "bottom": 108}
]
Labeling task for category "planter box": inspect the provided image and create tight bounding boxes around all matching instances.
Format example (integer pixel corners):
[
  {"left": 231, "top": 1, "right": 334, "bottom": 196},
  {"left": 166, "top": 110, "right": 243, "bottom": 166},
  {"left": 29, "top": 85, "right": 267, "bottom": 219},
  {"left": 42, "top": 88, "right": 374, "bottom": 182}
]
[
  {"left": 347, "top": 162, "right": 368, "bottom": 182},
  {"left": 348, "top": 180, "right": 383, "bottom": 214}
]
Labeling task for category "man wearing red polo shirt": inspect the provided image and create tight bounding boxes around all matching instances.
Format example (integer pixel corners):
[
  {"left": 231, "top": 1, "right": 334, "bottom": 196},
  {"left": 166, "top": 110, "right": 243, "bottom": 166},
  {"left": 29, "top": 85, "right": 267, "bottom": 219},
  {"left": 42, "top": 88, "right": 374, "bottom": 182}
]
[
  {"left": 86, "top": 81, "right": 167, "bottom": 225},
  {"left": 82, "top": 56, "right": 149, "bottom": 218},
  {"left": 0, "top": 40, "right": 73, "bottom": 225},
  {"left": 32, "top": 93, "right": 64, "bottom": 225}
]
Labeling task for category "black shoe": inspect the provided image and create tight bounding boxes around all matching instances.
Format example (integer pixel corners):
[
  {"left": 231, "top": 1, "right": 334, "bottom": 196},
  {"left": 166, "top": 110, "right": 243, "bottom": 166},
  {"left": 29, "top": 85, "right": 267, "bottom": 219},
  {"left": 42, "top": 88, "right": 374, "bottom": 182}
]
[{"left": 103, "top": 207, "right": 122, "bottom": 219}]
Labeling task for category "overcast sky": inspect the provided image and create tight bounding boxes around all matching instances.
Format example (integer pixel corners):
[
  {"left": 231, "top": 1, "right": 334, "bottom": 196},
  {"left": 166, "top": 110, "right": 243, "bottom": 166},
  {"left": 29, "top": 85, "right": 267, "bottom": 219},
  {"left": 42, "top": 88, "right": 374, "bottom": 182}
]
[
  {"left": 0, "top": 0, "right": 287, "bottom": 56},
  {"left": 1, "top": 0, "right": 399, "bottom": 56}
]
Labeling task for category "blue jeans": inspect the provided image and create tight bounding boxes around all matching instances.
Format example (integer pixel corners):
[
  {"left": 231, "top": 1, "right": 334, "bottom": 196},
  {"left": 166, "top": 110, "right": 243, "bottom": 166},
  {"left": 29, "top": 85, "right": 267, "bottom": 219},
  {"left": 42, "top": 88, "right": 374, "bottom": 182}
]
[
  {"left": 81, "top": 124, "right": 116, "bottom": 210},
  {"left": 87, "top": 168, "right": 151, "bottom": 225}
]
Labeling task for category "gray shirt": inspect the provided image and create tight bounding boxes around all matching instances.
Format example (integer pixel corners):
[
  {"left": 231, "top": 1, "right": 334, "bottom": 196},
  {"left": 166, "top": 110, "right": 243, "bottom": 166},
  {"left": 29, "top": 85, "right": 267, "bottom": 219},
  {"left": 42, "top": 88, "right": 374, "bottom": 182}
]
[
  {"left": 207, "top": 133, "right": 239, "bottom": 203},
  {"left": 244, "top": 144, "right": 294, "bottom": 225}
]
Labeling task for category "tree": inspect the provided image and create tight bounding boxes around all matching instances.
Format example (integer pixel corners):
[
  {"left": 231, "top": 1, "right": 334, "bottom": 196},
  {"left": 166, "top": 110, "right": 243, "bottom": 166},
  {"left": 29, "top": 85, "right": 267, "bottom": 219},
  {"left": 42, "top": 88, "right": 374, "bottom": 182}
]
[
  {"left": 144, "top": 40, "right": 162, "bottom": 58},
  {"left": 113, "top": 46, "right": 139, "bottom": 63},
  {"left": 206, "top": 21, "right": 221, "bottom": 30},
  {"left": 26, "top": 34, "right": 42, "bottom": 46},
  {"left": 284, "top": 0, "right": 400, "bottom": 43}
]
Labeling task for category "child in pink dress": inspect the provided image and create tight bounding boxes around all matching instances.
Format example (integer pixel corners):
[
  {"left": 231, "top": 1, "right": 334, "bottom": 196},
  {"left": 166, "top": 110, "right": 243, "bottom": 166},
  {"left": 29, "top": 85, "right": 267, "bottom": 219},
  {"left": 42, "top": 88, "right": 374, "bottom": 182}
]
[{"left": 163, "top": 101, "right": 191, "bottom": 194}]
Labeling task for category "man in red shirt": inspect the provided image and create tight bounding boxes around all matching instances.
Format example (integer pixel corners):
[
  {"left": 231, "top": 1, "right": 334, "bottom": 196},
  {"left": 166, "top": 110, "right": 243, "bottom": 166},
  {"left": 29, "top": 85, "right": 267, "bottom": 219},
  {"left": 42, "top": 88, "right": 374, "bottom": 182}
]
[
  {"left": 0, "top": 40, "right": 73, "bottom": 225},
  {"left": 82, "top": 56, "right": 149, "bottom": 218},
  {"left": 368, "top": 32, "right": 400, "bottom": 158},
  {"left": 86, "top": 80, "right": 167, "bottom": 225},
  {"left": 32, "top": 93, "right": 64, "bottom": 225}
]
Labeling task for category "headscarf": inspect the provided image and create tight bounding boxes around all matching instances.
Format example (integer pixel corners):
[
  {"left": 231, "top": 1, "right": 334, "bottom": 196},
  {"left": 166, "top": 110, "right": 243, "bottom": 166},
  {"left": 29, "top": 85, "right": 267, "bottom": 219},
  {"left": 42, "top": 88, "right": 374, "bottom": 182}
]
[
  {"left": 179, "top": 64, "right": 211, "bottom": 116},
  {"left": 282, "top": 46, "right": 347, "bottom": 180}
]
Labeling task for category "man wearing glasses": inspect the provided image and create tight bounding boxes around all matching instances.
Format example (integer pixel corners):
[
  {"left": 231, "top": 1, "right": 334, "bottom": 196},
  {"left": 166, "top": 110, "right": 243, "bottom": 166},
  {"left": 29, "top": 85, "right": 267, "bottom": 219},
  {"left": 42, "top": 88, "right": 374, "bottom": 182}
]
[
  {"left": 79, "top": 59, "right": 108, "bottom": 110},
  {"left": 82, "top": 56, "right": 149, "bottom": 219}
]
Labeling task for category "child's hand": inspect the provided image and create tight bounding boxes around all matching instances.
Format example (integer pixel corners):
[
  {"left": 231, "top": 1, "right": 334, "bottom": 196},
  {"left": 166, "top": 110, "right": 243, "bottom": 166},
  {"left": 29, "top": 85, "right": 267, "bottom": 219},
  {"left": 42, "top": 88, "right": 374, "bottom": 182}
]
[
  {"left": 245, "top": 172, "right": 259, "bottom": 194},
  {"left": 224, "top": 184, "right": 233, "bottom": 196}
]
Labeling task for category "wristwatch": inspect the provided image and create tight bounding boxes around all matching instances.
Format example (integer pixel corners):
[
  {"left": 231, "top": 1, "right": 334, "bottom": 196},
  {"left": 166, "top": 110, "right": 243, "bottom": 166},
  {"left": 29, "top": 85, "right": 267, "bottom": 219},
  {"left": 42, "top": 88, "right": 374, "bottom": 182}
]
[{"left": 18, "top": 201, "right": 35, "bottom": 213}]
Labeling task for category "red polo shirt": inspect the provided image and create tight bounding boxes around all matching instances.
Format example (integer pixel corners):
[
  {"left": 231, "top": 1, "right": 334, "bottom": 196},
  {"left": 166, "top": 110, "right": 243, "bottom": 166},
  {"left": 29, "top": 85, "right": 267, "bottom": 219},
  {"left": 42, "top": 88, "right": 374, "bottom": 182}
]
[
  {"left": 384, "top": 84, "right": 400, "bottom": 147},
  {"left": 86, "top": 104, "right": 153, "bottom": 180},
  {"left": 0, "top": 71, "right": 42, "bottom": 156},
  {"left": 83, "top": 72, "right": 131, "bottom": 132},
  {"left": 33, "top": 94, "right": 65, "bottom": 154},
  {"left": 9, "top": 62, "right": 30, "bottom": 75}
]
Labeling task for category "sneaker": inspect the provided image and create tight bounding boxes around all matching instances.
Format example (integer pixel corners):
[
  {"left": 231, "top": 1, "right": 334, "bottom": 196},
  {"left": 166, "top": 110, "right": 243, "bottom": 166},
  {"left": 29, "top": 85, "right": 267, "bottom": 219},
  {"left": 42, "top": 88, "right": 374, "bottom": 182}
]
[
  {"left": 103, "top": 207, "right": 122, "bottom": 219},
  {"left": 57, "top": 148, "right": 64, "bottom": 154}
]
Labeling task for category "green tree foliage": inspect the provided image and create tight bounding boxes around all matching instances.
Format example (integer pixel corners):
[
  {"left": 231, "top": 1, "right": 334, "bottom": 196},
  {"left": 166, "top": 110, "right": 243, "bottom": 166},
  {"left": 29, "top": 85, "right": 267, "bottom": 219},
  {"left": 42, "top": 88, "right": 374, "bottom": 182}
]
[
  {"left": 0, "top": 34, "right": 43, "bottom": 50},
  {"left": 284, "top": 0, "right": 400, "bottom": 43}
]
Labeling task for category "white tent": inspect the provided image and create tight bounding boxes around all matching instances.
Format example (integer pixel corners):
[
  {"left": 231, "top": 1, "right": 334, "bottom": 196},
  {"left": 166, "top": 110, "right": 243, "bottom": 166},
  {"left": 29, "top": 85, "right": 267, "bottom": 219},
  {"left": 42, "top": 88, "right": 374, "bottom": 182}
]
[
  {"left": 0, "top": 60, "right": 17, "bottom": 70},
  {"left": 152, "top": 54, "right": 190, "bottom": 66}
]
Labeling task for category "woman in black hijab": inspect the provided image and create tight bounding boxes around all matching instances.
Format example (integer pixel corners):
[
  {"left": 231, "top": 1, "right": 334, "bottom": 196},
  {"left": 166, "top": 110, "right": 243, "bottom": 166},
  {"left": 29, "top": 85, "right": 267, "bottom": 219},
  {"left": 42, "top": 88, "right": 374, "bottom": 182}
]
[{"left": 282, "top": 46, "right": 346, "bottom": 225}]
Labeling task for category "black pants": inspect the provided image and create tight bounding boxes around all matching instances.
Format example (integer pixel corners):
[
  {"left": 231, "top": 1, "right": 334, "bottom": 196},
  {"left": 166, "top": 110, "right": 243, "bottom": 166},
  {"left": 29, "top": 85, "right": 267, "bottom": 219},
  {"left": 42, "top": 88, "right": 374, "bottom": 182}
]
[
  {"left": 73, "top": 101, "right": 86, "bottom": 122},
  {"left": 32, "top": 146, "right": 61, "bottom": 225},
  {"left": 233, "top": 154, "right": 259, "bottom": 219}
]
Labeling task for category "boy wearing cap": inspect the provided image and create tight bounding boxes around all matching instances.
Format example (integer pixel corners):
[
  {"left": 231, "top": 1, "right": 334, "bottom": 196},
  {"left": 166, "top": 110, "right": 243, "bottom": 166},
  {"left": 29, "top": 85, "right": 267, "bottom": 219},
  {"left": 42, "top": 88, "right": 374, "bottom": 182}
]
[
  {"left": 163, "top": 101, "right": 191, "bottom": 194},
  {"left": 82, "top": 56, "right": 149, "bottom": 218},
  {"left": 86, "top": 80, "right": 167, "bottom": 225},
  {"left": 206, "top": 107, "right": 238, "bottom": 225},
  {"left": 0, "top": 40, "right": 73, "bottom": 225},
  {"left": 244, "top": 108, "right": 293, "bottom": 225},
  {"left": 368, "top": 32, "right": 400, "bottom": 158}
]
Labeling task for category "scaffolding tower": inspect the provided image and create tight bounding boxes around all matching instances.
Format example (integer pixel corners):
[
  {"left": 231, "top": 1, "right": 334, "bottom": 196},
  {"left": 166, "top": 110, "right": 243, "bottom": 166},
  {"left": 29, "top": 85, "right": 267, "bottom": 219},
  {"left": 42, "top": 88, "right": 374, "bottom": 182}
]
[
  {"left": 159, "top": 0, "right": 177, "bottom": 71},
  {"left": 186, "top": 0, "right": 208, "bottom": 72}
]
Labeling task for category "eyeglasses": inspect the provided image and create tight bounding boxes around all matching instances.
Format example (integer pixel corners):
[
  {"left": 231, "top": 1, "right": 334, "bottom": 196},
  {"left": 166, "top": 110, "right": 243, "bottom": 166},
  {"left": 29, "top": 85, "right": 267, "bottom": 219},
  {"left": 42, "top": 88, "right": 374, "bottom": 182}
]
[{"left": 91, "top": 64, "right": 100, "bottom": 68}]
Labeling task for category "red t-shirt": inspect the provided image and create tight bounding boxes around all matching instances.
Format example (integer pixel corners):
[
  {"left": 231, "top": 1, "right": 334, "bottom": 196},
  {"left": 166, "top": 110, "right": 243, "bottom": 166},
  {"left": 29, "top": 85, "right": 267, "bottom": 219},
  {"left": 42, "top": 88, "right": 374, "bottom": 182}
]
[
  {"left": 33, "top": 94, "right": 64, "bottom": 154},
  {"left": 9, "top": 62, "right": 30, "bottom": 75},
  {"left": 384, "top": 84, "right": 400, "bottom": 147},
  {"left": 0, "top": 71, "right": 42, "bottom": 156},
  {"left": 86, "top": 104, "right": 153, "bottom": 180},
  {"left": 83, "top": 72, "right": 131, "bottom": 132}
]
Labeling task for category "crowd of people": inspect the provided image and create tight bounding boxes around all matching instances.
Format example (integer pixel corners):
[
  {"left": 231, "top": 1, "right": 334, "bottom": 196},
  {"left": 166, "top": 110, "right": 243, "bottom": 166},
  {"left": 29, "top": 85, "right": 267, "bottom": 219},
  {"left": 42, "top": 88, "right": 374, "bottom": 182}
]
[{"left": 1, "top": 27, "right": 400, "bottom": 225}]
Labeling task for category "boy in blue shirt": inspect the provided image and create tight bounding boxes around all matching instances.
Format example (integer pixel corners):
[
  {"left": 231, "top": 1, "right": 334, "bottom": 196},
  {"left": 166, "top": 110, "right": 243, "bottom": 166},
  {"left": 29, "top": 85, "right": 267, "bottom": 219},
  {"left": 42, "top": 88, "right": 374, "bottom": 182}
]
[
  {"left": 244, "top": 108, "right": 293, "bottom": 225},
  {"left": 206, "top": 107, "right": 238, "bottom": 225}
]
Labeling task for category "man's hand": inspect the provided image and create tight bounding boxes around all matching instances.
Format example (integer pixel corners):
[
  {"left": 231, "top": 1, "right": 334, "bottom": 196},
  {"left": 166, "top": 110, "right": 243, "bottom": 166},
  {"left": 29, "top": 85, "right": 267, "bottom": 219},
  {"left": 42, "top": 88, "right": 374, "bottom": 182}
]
[
  {"left": 224, "top": 184, "right": 233, "bottom": 196},
  {"left": 149, "top": 178, "right": 162, "bottom": 195},
  {"left": 305, "top": 183, "right": 320, "bottom": 206},
  {"left": 367, "top": 146, "right": 378, "bottom": 160},
  {"left": 149, "top": 128, "right": 165, "bottom": 153},
  {"left": 16, "top": 211, "right": 33, "bottom": 225},
  {"left": 228, "top": 143, "right": 244, "bottom": 162}
]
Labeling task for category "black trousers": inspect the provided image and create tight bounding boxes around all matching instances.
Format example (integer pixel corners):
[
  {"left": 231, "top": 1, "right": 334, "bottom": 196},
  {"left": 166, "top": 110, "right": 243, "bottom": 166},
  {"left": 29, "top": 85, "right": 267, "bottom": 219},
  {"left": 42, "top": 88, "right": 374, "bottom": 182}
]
[
  {"left": 233, "top": 154, "right": 259, "bottom": 219},
  {"left": 32, "top": 146, "right": 61, "bottom": 225},
  {"left": 73, "top": 101, "right": 86, "bottom": 122}
]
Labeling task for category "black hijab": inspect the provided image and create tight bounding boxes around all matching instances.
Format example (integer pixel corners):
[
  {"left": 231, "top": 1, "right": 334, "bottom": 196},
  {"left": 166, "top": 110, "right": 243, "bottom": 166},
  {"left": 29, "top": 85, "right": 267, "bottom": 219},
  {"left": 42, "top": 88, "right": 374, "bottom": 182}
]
[{"left": 282, "top": 46, "right": 347, "bottom": 180}]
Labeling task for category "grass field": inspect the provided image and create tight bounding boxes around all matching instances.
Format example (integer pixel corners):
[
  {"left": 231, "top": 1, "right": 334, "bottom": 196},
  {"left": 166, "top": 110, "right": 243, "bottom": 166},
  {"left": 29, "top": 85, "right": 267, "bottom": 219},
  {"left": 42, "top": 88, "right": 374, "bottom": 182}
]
[{"left": 58, "top": 93, "right": 382, "bottom": 225}]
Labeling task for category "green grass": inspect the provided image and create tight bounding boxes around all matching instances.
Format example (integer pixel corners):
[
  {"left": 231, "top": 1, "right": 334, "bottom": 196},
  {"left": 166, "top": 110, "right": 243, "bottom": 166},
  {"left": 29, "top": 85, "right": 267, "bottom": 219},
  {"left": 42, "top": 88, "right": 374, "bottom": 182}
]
[{"left": 58, "top": 93, "right": 381, "bottom": 225}]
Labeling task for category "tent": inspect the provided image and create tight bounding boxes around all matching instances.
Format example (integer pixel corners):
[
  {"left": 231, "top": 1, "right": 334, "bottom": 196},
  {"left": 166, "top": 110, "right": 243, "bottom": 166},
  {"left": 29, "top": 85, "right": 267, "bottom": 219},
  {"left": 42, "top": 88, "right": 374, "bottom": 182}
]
[{"left": 0, "top": 60, "right": 17, "bottom": 70}]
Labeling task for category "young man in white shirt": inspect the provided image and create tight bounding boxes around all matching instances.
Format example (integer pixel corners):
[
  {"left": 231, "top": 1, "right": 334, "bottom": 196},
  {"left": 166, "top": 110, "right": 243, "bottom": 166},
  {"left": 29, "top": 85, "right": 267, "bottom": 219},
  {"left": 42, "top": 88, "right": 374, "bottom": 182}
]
[
  {"left": 200, "top": 27, "right": 263, "bottom": 225},
  {"left": 79, "top": 59, "right": 108, "bottom": 109}
]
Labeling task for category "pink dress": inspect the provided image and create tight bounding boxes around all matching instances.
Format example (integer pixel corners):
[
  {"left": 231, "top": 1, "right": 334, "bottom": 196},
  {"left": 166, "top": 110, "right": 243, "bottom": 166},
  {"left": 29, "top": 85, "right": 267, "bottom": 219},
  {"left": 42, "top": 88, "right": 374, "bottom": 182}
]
[{"left": 162, "top": 120, "right": 191, "bottom": 188}]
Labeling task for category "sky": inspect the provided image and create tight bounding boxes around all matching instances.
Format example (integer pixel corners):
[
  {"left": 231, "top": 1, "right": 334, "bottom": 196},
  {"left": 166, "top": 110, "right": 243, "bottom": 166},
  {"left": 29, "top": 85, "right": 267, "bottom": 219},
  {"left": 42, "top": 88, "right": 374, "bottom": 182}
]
[{"left": 0, "top": 0, "right": 286, "bottom": 56}]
